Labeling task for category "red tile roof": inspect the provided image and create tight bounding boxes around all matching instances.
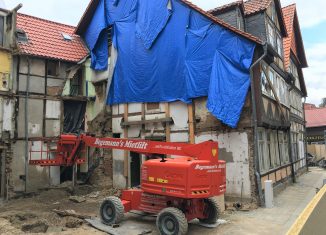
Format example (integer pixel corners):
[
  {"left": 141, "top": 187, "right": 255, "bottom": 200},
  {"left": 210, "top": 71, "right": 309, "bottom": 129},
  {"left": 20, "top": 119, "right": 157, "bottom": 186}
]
[
  {"left": 180, "top": 0, "right": 262, "bottom": 44},
  {"left": 75, "top": 0, "right": 262, "bottom": 44},
  {"left": 305, "top": 107, "right": 326, "bottom": 128},
  {"left": 282, "top": 4, "right": 307, "bottom": 70},
  {"left": 208, "top": 1, "right": 244, "bottom": 15},
  {"left": 17, "top": 13, "right": 89, "bottom": 63},
  {"left": 282, "top": 4, "right": 296, "bottom": 70},
  {"left": 243, "top": 0, "right": 272, "bottom": 15}
]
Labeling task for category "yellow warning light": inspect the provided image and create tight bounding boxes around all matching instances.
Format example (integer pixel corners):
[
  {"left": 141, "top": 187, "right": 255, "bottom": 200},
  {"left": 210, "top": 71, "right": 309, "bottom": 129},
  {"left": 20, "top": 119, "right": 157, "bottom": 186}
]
[{"left": 212, "top": 149, "right": 217, "bottom": 157}]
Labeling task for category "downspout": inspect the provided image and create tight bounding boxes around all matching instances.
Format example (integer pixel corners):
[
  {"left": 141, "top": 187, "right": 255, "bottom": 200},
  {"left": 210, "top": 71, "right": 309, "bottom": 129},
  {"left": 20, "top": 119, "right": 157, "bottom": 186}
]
[
  {"left": 24, "top": 56, "right": 30, "bottom": 193},
  {"left": 303, "top": 97, "right": 308, "bottom": 171},
  {"left": 250, "top": 43, "right": 267, "bottom": 206}
]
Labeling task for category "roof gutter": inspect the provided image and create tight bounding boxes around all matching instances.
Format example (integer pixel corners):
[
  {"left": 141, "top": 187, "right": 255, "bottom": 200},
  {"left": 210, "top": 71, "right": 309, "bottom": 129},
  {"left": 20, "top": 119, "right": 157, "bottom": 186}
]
[{"left": 249, "top": 43, "right": 267, "bottom": 207}]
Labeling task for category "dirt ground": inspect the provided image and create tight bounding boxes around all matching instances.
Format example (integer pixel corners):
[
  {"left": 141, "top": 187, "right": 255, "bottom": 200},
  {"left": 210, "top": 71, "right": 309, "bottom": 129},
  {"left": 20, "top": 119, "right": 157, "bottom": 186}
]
[
  {"left": 0, "top": 168, "right": 325, "bottom": 235},
  {"left": 0, "top": 183, "right": 119, "bottom": 235}
]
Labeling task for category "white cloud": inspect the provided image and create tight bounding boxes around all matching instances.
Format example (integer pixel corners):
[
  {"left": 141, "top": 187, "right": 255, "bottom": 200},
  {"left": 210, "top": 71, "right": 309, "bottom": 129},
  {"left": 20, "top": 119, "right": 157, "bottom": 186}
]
[
  {"left": 0, "top": 0, "right": 5, "bottom": 8},
  {"left": 303, "top": 43, "right": 326, "bottom": 105},
  {"left": 281, "top": 0, "right": 326, "bottom": 28},
  {"left": 3, "top": 0, "right": 89, "bottom": 26}
]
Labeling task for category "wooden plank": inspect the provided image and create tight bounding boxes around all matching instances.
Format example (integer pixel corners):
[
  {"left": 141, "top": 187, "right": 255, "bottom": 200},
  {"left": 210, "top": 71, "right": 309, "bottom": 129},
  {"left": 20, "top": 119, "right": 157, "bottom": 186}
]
[{"left": 188, "top": 103, "right": 195, "bottom": 144}]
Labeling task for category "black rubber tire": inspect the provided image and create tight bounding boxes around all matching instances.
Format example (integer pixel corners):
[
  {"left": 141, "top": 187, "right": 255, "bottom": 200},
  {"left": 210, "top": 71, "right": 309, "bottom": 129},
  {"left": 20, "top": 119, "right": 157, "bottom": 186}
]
[
  {"left": 156, "top": 207, "right": 188, "bottom": 235},
  {"left": 199, "top": 197, "right": 220, "bottom": 224},
  {"left": 100, "top": 196, "right": 124, "bottom": 225}
]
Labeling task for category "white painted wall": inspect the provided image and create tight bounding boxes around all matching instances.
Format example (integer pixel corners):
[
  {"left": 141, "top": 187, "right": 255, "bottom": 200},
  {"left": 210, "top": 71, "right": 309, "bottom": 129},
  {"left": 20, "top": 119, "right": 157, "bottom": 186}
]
[{"left": 196, "top": 131, "right": 251, "bottom": 198}]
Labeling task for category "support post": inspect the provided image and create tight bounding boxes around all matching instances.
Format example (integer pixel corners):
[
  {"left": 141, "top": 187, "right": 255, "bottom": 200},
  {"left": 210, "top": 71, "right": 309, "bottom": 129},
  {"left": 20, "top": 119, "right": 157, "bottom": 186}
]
[
  {"left": 123, "top": 104, "right": 129, "bottom": 179},
  {"left": 188, "top": 103, "right": 195, "bottom": 144},
  {"left": 165, "top": 103, "right": 171, "bottom": 142}
]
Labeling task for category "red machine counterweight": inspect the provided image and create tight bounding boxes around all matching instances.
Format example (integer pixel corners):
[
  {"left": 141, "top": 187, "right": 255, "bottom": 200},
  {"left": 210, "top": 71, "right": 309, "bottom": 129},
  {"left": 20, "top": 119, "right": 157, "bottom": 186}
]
[{"left": 29, "top": 134, "right": 226, "bottom": 235}]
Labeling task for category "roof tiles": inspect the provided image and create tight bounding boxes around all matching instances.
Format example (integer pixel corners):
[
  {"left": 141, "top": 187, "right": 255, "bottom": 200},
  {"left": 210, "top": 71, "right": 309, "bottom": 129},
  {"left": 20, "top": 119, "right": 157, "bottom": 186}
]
[
  {"left": 305, "top": 107, "right": 326, "bottom": 128},
  {"left": 179, "top": 0, "right": 262, "bottom": 44},
  {"left": 17, "top": 13, "right": 89, "bottom": 63},
  {"left": 243, "top": 0, "right": 272, "bottom": 15},
  {"left": 282, "top": 4, "right": 296, "bottom": 70}
]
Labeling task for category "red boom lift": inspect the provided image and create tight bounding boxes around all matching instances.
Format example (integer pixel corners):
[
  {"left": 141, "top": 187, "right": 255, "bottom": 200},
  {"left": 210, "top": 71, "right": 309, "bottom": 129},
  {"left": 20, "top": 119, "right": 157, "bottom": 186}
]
[{"left": 29, "top": 134, "right": 226, "bottom": 235}]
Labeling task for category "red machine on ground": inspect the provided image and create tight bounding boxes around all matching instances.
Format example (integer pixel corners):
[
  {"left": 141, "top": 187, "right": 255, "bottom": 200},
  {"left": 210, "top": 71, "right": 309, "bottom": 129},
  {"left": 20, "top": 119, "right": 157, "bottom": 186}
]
[{"left": 29, "top": 134, "right": 226, "bottom": 235}]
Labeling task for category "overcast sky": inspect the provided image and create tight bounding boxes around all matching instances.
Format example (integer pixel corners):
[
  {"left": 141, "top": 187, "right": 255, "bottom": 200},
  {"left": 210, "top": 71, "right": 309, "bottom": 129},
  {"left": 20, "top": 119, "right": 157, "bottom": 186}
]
[{"left": 1, "top": 0, "right": 325, "bottom": 105}]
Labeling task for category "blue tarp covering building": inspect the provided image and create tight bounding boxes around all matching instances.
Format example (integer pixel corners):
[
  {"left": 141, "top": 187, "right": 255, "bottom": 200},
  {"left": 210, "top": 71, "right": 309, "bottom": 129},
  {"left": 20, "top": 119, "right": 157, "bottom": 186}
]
[{"left": 83, "top": 0, "right": 257, "bottom": 128}]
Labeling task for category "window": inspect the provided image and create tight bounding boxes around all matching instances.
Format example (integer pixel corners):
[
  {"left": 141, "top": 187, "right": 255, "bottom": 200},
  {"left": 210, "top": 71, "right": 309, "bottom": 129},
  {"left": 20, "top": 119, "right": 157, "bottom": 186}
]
[
  {"left": 278, "top": 131, "right": 289, "bottom": 164},
  {"left": 266, "top": 18, "right": 283, "bottom": 57},
  {"left": 47, "top": 61, "right": 58, "bottom": 76},
  {"left": 271, "top": 131, "right": 280, "bottom": 168},
  {"left": 291, "top": 132, "right": 299, "bottom": 161},
  {"left": 0, "top": 16, "right": 4, "bottom": 47},
  {"left": 16, "top": 29, "right": 28, "bottom": 43},
  {"left": 258, "top": 129, "right": 269, "bottom": 172},
  {"left": 271, "top": 2, "right": 277, "bottom": 22},
  {"left": 290, "top": 59, "right": 300, "bottom": 88},
  {"left": 261, "top": 68, "right": 271, "bottom": 95},
  {"left": 290, "top": 91, "right": 303, "bottom": 117},
  {"left": 146, "top": 102, "right": 160, "bottom": 111},
  {"left": 267, "top": 22, "right": 275, "bottom": 48},
  {"left": 62, "top": 32, "right": 72, "bottom": 41},
  {"left": 276, "top": 33, "right": 283, "bottom": 56},
  {"left": 261, "top": 62, "right": 289, "bottom": 107},
  {"left": 258, "top": 129, "right": 289, "bottom": 173}
]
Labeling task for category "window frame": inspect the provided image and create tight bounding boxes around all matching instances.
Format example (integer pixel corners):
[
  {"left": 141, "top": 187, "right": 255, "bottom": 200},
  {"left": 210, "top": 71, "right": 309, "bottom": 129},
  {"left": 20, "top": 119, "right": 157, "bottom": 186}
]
[{"left": 0, "top": 15, "right": 4, "bottom": 47}]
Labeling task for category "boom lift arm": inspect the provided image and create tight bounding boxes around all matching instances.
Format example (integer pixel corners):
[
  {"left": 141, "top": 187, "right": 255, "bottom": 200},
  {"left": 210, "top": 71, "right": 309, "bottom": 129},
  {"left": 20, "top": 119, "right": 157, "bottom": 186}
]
[{"left": 29, "top": 133, "right": 226, "bottom": 235}]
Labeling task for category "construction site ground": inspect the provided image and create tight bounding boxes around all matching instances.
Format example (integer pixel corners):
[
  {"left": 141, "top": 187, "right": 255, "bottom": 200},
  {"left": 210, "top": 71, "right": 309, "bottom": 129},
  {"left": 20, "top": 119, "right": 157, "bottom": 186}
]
[{"left": 0, "top": 167, "right": 325, "bottom": 235}]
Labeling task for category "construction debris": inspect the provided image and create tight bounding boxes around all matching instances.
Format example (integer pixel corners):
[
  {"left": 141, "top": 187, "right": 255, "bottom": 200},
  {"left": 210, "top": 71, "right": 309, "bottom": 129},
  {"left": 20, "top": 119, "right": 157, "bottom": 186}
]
[
  {"left": 85, "top": 218, "right": 120, "bottom": 235},
  {"left": 21, "top": 220, "right": 49, "bottom": 233},
  {"left": 52, "top": 209, "right": 91, "bottom": 220},
  {"left": 69, "top": 196, "right": 86, "bottom": 203}
]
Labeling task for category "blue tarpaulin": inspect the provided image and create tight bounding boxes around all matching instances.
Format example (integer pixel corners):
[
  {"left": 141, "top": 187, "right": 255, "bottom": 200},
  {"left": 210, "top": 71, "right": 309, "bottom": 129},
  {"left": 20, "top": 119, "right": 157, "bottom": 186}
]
[{"left": 83, "top": 0, "right": 256, "bottom": 128}]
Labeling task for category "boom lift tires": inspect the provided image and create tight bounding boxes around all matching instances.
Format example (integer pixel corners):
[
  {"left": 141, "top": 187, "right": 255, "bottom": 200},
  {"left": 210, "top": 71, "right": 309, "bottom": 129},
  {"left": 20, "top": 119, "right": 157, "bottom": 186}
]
[
  {"left": 199, "top": 197, "right": 220, "bottom": 224},
  {"left": 156, "top": 207, "right": 188, "bottom": 235},
  {"left": 100, "top": 196, "right": 124, "bottom": 225}
]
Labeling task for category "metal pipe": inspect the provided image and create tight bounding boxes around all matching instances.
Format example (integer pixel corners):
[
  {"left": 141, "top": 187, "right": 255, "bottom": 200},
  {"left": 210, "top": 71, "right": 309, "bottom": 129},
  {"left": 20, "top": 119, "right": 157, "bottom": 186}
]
[
  {"left": 24, "top": 57, "right": 30, "bottom": 192},
  {"left": 249, "top": 43, "right": 267, "bottom": 206},
  {"left": 303, "top": 97, "right": 308, "bottom": 171}
]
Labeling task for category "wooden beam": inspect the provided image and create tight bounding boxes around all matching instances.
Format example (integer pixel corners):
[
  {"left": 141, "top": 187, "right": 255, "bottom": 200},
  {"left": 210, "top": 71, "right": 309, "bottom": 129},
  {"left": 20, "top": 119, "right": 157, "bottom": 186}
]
[
  {"left": 188, "top": 103, "right": 195, "bottom": 144},
  {"left": 120, "top": 117, "right": 173, "bottom": 127},
  {"left": 123, "top": 104, "right": 129, "bottom": 178},
  {"left": 165, "top": 103, "right": 171, "bottom": 142},
  {"left": 262, "top": 66, "right": 286, "bottom": 121}
]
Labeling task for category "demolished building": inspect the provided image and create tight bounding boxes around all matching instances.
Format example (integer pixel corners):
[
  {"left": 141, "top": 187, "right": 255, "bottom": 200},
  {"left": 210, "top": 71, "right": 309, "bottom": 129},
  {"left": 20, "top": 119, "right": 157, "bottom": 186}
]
[
  {"left": 0, "top": 6, "right": 96, "bottom": 199},
  {"left": 75, "top": 0, "right": 308, "bottom": 205}
]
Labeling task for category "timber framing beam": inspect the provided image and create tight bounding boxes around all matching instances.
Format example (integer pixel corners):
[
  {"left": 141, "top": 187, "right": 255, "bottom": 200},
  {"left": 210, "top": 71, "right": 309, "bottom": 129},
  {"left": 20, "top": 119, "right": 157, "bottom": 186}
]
[{"left": 120, "top": 117, "right": 174, "bottom": 128}]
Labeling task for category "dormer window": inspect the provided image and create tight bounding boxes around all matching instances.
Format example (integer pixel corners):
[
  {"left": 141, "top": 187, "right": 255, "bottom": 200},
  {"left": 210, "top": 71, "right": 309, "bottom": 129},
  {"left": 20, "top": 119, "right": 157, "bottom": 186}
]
[
  {"left": 62, "top": 32, "right": 72, "bottom": 41},
  {"left": 16, "top": 29, "right": 28, "bottom": 42}
]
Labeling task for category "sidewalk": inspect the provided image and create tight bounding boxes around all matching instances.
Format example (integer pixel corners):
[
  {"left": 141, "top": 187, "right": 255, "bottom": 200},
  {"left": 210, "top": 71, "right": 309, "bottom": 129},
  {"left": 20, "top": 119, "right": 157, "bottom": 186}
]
[
  {"left": 112, "top": 167, "right": 326, "bottom": 235},
  {"left": 188, "top": 167, "right": 326, "bottom": 235}
]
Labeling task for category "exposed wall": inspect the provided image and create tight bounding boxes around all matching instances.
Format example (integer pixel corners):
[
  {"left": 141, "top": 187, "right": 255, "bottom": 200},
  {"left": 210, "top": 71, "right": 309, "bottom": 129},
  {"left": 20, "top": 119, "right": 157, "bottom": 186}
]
[
  {"left": 0, "top": 51, "right": 11, "bottom": 91},
  {"left": 196, "top": 131, "right": 252, "bottom": 199},
  {"left": 8, "top": 56, "right": 75, "bottom": 193},
  {"left": 109, "top": 94, "right": 256, "bottom": 201}
]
